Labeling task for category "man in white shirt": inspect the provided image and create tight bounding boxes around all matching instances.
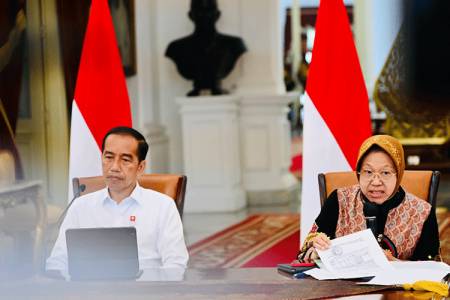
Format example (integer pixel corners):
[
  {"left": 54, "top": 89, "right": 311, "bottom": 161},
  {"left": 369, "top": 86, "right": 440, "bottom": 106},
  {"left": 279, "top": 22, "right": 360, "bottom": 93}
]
[{"left": 46, "top": 127, "right": 188, "bottom": 277}]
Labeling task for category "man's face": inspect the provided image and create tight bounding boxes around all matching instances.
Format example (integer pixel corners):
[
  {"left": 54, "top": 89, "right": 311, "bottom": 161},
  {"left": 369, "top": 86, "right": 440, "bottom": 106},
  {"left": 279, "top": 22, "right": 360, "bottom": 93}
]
[{"left": 102, "top": 134, "right": 145, "bottom": 197}]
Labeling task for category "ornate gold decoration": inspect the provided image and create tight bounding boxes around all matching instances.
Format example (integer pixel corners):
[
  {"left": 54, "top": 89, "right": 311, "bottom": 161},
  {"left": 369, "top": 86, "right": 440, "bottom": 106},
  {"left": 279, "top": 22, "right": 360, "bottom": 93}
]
[{"left": 373, "top": 26, "right": 450, "bottom": 139}]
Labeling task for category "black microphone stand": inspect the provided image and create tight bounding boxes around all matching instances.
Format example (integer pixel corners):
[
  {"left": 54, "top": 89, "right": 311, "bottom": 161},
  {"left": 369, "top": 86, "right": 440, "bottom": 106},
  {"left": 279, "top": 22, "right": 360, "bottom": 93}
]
[{"left": 56, "top": 184, "right": 86, "bottom": 226}]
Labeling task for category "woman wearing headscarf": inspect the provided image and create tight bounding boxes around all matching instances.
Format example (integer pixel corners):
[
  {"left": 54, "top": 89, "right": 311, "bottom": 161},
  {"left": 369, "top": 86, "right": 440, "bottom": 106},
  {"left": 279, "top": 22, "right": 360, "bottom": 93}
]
[{"left": 298, "top": 135, "right": 440, "bottom": 262}]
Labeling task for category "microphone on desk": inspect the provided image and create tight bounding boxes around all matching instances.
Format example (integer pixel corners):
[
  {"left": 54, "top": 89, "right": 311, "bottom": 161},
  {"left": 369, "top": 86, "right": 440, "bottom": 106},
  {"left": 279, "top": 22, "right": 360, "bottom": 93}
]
[
  {"left": 365, "top": 216, "right": 377, "bottom": 237},
  {"left": 56, "top": 184, "right": 86, "bottom": 226},
  {"left": 362, "top": 198, "right": 398, "bottom": 257},
  {"left": 362, "top": 199, "right": 378, "bottom": 237}
]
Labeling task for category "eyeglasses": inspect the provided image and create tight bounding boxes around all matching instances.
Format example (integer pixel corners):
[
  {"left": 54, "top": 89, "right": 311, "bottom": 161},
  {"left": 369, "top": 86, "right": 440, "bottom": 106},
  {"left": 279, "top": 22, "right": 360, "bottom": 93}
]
[{"left": 358, "top": 169, "right": 396, "bottom": 181}]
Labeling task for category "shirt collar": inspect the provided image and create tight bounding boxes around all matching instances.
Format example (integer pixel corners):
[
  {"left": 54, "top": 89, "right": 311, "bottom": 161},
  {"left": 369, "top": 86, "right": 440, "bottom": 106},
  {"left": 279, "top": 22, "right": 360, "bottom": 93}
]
[{"left": 101, "top": 182, "right": 143, "bottom": 206}]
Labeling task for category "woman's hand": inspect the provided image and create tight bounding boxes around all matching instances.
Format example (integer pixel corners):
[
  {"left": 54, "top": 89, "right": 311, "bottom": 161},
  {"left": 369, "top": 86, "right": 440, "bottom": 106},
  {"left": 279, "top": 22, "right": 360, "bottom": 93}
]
[
  {"left": 299, "top": 233, "right": 331, "bottom": 263},
  {"left": 302, "top": 247, "right": 319, "bottom": 263},
  {"left": 310, "top": 232, "right": 331, "bottom": 251}
]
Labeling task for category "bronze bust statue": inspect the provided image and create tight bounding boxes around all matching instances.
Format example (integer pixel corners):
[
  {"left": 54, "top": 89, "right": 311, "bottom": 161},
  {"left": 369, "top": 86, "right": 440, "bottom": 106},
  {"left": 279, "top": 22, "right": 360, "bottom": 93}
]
[{"left": 165, "top": 0, "right": 247, "bottom": 96}]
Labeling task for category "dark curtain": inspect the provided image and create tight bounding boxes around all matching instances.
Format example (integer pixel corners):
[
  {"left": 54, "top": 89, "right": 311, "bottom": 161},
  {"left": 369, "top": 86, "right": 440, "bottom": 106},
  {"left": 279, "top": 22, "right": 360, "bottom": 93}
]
[
  {"left": 56, "top": 0, "right": 91, "bottom": 117},
  {"left": 0, "top": 0, "right": 26, "bottom": 179}
]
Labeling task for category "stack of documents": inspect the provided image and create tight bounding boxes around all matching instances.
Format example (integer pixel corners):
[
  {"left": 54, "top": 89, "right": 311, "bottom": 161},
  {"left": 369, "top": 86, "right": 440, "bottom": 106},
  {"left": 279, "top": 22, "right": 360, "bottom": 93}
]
[
  {"left": 304, "top": 229, "right": 450, "bottom": 285},
  {"left": 364, "top": 261, "right": 450, "bottom": 285}
]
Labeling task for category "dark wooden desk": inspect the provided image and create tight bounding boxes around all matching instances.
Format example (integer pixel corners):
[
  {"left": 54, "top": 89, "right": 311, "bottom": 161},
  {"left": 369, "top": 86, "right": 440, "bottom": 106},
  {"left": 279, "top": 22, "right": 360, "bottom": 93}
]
[{"left": 0, "top": 268, "right": 442, "bottom": 300}]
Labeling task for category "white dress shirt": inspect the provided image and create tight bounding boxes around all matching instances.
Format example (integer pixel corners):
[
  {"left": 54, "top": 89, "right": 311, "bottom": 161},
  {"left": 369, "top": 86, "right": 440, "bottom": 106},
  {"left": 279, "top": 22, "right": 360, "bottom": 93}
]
[{"left": 46, "top": 183, "right": 188, "bottom": 274}]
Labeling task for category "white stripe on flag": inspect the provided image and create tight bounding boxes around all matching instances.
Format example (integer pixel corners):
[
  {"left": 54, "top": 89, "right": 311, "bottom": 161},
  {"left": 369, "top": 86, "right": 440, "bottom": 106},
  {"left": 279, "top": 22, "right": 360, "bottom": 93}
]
[
  {"left": 300, "top": 92, "right": 351, "bottom": 243},
  {"left": 67, "top": 101, "right": 102, "bottom": 201}
]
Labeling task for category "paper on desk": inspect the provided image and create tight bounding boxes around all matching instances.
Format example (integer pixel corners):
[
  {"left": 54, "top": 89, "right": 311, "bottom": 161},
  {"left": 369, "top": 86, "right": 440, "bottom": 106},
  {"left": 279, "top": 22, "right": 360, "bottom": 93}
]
[
  {"left": 305, "top": 229, "right": 392, "bottom": 279},
  {"left": 360, "top": 261, "right": 450, "bottom": 285}
]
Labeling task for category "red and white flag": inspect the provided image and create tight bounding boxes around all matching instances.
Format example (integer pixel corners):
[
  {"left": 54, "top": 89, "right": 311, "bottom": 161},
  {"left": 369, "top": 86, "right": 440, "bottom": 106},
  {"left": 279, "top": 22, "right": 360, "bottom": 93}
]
[
  {"left": 68, "top": 0, "right": 132, "bottom": 200},
  {"left": 300, "top": 0, "right": 372, "bottom": 242}
]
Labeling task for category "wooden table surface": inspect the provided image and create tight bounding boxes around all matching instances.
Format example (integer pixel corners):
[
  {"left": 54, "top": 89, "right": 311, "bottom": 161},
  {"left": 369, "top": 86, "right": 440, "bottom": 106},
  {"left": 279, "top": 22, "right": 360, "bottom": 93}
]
[{"left": 1, "top": 268, "right": 446, "bottom": 300}]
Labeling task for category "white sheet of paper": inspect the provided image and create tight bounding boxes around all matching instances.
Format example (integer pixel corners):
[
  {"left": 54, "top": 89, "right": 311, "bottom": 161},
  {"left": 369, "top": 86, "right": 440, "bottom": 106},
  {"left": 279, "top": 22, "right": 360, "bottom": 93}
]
[
  {"left": 305, "top": 229, "right": 393, "bottom": 279},
  {"left": 361, "top": 261, "right": 450, "bottom": 285}
]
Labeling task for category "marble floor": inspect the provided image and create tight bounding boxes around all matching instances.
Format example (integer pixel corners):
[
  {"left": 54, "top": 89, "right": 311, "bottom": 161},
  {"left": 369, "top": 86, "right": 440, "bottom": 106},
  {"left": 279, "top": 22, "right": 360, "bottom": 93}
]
[
  {"left": 183, "top": 174, "right": 450, "bottom": 246},
  {"left": 183, "top": 191, "right": 301, "bottom": 246}
]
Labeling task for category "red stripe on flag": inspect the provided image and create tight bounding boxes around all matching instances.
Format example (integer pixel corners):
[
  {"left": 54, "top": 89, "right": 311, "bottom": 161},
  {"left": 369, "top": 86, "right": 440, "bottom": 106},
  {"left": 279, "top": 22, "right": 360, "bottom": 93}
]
[
  {"left": 74, "top": 0, "right": 132, "bottom": 149},
  {"left": 305, "top": 0, "right": 372, "bottom": 169}
]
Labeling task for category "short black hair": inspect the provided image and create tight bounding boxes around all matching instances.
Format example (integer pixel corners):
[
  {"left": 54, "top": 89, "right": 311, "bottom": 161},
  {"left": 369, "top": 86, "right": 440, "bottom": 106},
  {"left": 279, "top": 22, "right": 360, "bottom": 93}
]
[{"left": 101, "top": 126, "right": 149, "bottom": 162}]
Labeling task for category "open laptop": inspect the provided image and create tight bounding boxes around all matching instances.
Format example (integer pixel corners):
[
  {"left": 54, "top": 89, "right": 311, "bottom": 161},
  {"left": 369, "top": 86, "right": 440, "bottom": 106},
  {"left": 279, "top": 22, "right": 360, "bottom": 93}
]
[{"left": 66, "top": 227, "right": 141, "bottom": 280}]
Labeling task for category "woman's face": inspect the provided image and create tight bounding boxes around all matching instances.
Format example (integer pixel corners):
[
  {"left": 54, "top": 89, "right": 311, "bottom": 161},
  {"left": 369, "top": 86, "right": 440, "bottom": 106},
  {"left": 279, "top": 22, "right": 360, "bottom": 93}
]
[{"left": 359, "top": 151, "right": 397, "bottom": 204}]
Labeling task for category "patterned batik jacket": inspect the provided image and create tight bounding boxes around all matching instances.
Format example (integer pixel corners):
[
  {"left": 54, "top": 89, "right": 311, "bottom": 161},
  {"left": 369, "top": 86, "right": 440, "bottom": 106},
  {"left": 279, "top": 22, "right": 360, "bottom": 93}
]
[{"left": 334, "top": 184, "right": 431, "bottom": 259}]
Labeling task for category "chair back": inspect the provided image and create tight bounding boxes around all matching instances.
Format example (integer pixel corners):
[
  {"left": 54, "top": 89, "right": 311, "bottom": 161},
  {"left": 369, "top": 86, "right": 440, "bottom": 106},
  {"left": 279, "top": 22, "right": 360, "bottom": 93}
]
[
  {"left": 318, "top": 170, "right": 440, "bottom": 209},
  {"left": 72, "top": 174, "right": 187, "bottom": 218}
]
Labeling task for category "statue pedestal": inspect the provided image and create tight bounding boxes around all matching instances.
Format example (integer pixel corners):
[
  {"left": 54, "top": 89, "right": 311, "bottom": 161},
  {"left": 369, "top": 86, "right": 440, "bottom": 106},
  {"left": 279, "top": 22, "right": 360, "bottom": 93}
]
[
  {"left": 177, "top": 96, "right": 246, "bottom": 213},
  {"left": 177, "top": 93, "right": 298, "bottom": 212},
  {"left": 239, "top": 94, "right": 299, "bottom": 205}
]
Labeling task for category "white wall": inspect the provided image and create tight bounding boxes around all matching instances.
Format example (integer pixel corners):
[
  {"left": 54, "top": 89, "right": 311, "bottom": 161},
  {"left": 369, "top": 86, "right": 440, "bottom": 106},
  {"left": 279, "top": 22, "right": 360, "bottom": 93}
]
[
  {"left": 127, "top": 0, "right": 251, "bottom": 172},
  {"left": 127, "top": 0, "right": 402, "bottom": 173},
  {"left": 127, "top": 1, "right": 158, "bottom": 129},
  {"left": 354, "top": 0, "right": 402, "bottom": 96},
  {"left": 155, "top": 0, "right": 191, "bottom": 173},
  {"left": 128, "top": 0, "right": 286, "bottom": 173},
  {"left": 278, "top": 0, "right": 401, "bottom": 97}
]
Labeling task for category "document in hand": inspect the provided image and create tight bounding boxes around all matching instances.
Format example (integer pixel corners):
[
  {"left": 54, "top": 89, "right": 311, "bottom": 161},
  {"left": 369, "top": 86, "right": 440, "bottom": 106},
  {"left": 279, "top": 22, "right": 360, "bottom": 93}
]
[{"left": 305, "top": 229, "right": 393, "bottom": 279}]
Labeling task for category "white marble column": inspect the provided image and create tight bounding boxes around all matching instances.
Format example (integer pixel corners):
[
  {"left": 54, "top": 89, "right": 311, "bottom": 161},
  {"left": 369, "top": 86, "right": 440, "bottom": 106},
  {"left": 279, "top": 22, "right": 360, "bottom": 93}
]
[
  {"left": 177, "top": 96, "right": 246, "bottom": 213},
  {"left": 236, "top": 0, "right": 285, "bottom": 95},
  {"left": 354, "top": 0, "right": 402, "bottom": 96},
  {"left": 142, "top": 123, "right": 169, "bottom": 173},
  {"left": 239, "top": 94, "right": 298, "bottom": 205}
]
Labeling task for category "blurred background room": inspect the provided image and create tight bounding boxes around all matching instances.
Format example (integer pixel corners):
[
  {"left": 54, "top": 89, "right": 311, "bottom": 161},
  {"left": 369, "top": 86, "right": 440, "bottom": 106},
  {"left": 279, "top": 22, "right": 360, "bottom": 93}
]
[{"left": 0, "top": 0, "right": 449, "bottom": 278}]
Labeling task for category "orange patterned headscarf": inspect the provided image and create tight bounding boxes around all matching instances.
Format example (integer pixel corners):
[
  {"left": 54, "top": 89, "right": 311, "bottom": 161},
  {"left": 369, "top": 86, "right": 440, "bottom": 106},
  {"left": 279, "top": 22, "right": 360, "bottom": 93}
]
[{"left": 356, "top": 135, "right": 405, "bottom": 192}]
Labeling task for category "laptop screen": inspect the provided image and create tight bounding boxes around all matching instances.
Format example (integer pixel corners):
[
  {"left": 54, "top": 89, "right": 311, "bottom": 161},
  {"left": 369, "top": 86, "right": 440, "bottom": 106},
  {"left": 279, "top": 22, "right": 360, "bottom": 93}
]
[{"left": 66, "top": 227, "right": 140, "bottom": 280}]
